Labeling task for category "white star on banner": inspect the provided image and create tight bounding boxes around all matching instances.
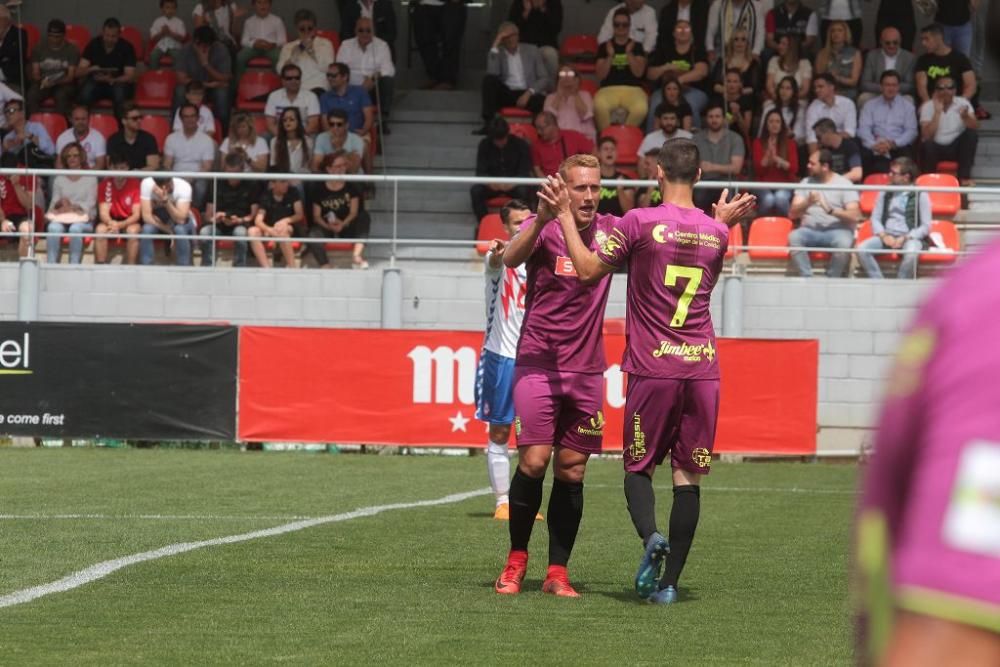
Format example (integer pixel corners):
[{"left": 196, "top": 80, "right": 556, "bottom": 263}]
[{"left": 449, "top": 411, "right": 470, "bottom": 432}]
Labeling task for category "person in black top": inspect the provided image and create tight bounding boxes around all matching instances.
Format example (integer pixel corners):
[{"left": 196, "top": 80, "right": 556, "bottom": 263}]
[
  {"left": 471, "top": 116, "right": 534, "bottom": 225},
  {"left": 721, "top": 68, "right": 753, "bottom": 149},
  {"left": 308, "top": 150, "right": 371, "bottom": 269},
  {"left": 106, "top": 102, "right": 161, "bottom": 171},
  {"left": 646, "top": 20, "right": 710, "bottom": 125},
  {"left": 0, "top": 7, "right": 29, "bottom": 90},
  {"left": 767, "top": 0, "right": 818, "bottom": 54},
  {"left": 915, "top": 23, "right": 976, "bottom": 104},
  {"left": 249, "top": 171, "right": 304, "bottom": 268},
  {"left": 200, "top": 152, "right": 260, "bottom": 267},
  {"left": 76, "top": 18, "right": 138, "bottom": 120},
  {"left": 657, "top": 0, "right": 710, "bottom": 56},
  {"left": 934, "top": 0, "right": 974, "bottom": 56},
  {"left": 594, "top": 8, "right": 648, "bottom": 130},
  {"left": 507, "top": 0, "right": 563, "bottom": 79},
  {"left": 596, "top": 135, "right": 635, "bottom": 217},
  {"left": 813, "top": 117, "right": 863, "bottom": 182},
  {"left": 635, "top": 147, "right": 663, "bottom": 207}
]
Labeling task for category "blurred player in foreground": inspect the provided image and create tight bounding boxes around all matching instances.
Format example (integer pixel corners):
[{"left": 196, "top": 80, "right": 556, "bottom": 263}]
[{"left": 545, "top": 138, "right": 754, "bottom": 604}]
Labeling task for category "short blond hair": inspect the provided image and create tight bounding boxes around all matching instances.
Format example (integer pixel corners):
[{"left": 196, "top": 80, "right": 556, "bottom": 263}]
[{"left": 558, "top": 153, "right": 599, "bottom": 180}]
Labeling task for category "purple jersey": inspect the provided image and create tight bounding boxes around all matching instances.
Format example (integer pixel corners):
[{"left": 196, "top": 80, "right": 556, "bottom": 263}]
[
  {"left": 596, "top": 203, "right": 728, "bottom": 380},
  {"left": 859, "top": 237, "right": 1000, "bottom": 652},
  {"left": 515, "top": 214, "right": 616, "bottom": 374}
]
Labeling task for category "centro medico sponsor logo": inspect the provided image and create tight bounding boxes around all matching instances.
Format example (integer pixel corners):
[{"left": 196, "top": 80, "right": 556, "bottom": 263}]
[{"left": 0, "top": 333, "right": 31, "bottom": 375}]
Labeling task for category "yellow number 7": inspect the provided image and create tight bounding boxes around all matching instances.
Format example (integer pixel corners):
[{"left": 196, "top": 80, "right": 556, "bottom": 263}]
[{"left": 663, "top": 265, "right": 704, "bottom": 328}]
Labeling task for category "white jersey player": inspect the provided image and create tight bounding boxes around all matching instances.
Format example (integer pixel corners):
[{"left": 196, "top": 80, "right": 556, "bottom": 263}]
[{"left": 475, "top": 200, "right": 535, "bottom": 520}]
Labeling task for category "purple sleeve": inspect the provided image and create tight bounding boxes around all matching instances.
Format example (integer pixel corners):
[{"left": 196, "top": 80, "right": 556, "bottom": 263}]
[{"left": 595, "top": 213, "right": 635, "bottom": 268}]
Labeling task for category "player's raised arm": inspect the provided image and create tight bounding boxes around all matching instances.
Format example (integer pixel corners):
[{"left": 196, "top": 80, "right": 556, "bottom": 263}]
[
  {"left": 712, "top": 188, "right": 757, "bottom": 227},
  {"left": 545, "top": 174, "right": 615, "bottom": 285},
  {"left": 502, "top": 183, "right": 553, "bottom": 268}
]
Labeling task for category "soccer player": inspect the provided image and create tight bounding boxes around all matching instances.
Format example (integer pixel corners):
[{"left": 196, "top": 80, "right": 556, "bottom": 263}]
[
  {"left": 546, "top": 138, "right": 754, "bottom": 604},
  {"left": 475, "top": 199, "right": 532, "bottom": 521},
  {"left": 493, "top": 153, "right": 618, "bottom": 598}
]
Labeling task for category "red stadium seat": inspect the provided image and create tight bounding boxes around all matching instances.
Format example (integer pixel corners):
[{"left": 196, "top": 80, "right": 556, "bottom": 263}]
[
  {"left": 252, "top": 114, "right": 269, "bottom": 136},
  {"left": 856, "top": 219, "right": 899, "bottom": 261},
  {"left": 560, "top": 34, "right": 598, "bottom": 74},
  {"left": 247, "top": 56, "right": 273, "bottom": 69},
  {"left": 579, "top": 77, "right": 599, "bottom": 96},
  {"left": 20, "top": 23, "right": 40, "bottom": 58},
  {"left": 602, "top": 318, "right": 625, "bottom": 335},
  {"left": 120, "top": 26, "right": 144, "bottom": 63},
  {"left": 934, "top": 160, "right": 959, "bottom": 176},
  {"left": 915, "top": 173, "right": 961, "bottom": 218},
  {"left": 921, "top": 220, "right": 960, "bottom": 264},
  {"left": 89, "top": 114, "right": 119, "bottom": 141},
  {"left": 486, "top": 195, "right": 511, "bottom": 210},
  {"left": 725, "top": 222, "right": 743, "bottom": 259},
  {"left": 64, "top": 24, "right": 91, "bottom": 55},
  {"left": 135, "top": 69, "right": 177, "bottom": 109},
  {"left": 859, "top": 173, "right": 889, "bottom": 216},
  {"left": 507, "top": 122, "right": 538, "bottom": 145},
  {"left": 139, "top": 114, "right": 171, "bottom": 151},
  {"left": 600, "top": 125, "right": 643, "bottom": 166},
  {"left": 316, "top": 29, "right": 340, "bottom": 54},
  {"left": 747, "top": 216, "right": 793, "bottom": 260},
  {"left": 236, "top": 71, "right": 281, "bottom": 112},
  {"left": 476, "top": 213, "right": 508, "bottom": 255},
  {"left": 29, "top": 113, "right": 68, "bottom": 143},
  {"left": 499, "top": 106, "right": 533, "bottom": 122}
]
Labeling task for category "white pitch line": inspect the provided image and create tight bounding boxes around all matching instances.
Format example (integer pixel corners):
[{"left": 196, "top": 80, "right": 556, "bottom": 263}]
[
  {"left": 0, "top": 514, "right": 336, "bottom": 521},
  {"left": 0, "top": 487, "right": 490, "bottom": 610}
]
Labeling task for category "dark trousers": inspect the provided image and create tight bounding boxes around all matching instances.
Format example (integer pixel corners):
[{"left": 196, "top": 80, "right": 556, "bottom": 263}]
[
  {"left": 373, "top": 76, "right": 394, "bottom": 121},
  {"left": 820, "top": 19, "right": 863, "bottom": 48},
  {"left": 694, "top": 186, "right": 724, "bottom": 217},
  {"left": 920, "top": 129, "right": 978, "bottom": 181},
  {"left": 481, "top": 74, "right": 545, "bottom": 123},
  {"left": 471, "top": 183, "right": 533, "bottom": 224},
  {"left": 77, "top": 80, "right": 134, "bottom": 121},
  {"left": 412, "top": 2, "right": 466, "bottom": 86},
  {"left": 25, "top": 83, "right": 76, "bottom": 117},
  {"left": 860, "top": 144, "right": 913, "bottom": 175}
]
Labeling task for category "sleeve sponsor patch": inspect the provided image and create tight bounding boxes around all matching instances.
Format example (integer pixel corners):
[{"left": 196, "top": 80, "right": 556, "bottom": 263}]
[{"left": 942, "top": 440, "right": 1000, "bottom": 558}]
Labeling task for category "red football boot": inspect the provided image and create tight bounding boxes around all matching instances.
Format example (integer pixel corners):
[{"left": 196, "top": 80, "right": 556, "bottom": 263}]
[
  {"left": 494, "top": 550, "right": 528, "bottom": 595},
  {"left": 541, "top": 565, "right": 580, "bottom": 598}
]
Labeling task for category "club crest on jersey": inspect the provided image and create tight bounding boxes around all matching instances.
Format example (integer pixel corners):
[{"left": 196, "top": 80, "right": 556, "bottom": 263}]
[
  {"left": 577, "top": 410, "right": 605, "bottom": 436},
  {"left": 555, "top": 256, "right": 578, "bottom": 277},
  {"left": 692, "top": 447, "right": 712, "bottom": 469},
  {"left": 599, "top": 229, "right": 624, "bottom": 256},
  {"left": 628, "top": 413, "right": 647, "bottom": 461},
  {"left": 652, "top": 340, "right": 716, "bottom": 363}
]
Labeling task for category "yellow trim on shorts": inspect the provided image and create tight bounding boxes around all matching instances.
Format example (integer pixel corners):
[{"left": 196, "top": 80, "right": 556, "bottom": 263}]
[{"left": 897, "top": 586, "right": 1000, "bottom": 634}]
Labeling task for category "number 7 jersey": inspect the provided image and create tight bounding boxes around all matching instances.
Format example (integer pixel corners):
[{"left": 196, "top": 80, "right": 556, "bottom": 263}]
[{"left": 596, "top": 203, "right": 729, "bottom": 379}]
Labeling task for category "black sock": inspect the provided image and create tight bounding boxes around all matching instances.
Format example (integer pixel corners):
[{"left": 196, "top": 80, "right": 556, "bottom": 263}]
[
  {"left": 624, "top": 471, "right": 658, "bottom": 543},
  {"left": 547, "top": 477, "right": 584, "bottom": 567},
  {"left": 508, "top": 467, "right": 544, "bottom": 552},
  {"left": 660, "top": 485, "right": 700, "bottom": 589}
]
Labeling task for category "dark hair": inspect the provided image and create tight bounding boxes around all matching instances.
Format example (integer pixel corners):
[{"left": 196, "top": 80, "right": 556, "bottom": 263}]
[
  {"left": 774, "top": 76, "right": 800, "bottom": 129},
  {"left": 814, "top": 72, "right": 836, "bottom": 87},
  {"left": 500, "top": 199, "right": 531, "bottom": 225},
  {"left": 703, "top": 99, "right": 725, "bottom": 117},
  {"left": 281, "top": 63, "right": 302, "bottom": 78},
  {"left": 294, "top": 8, "right": 317, "bottom": 24},
  {"left": 153, "top": 176, "right": 172, "bottom": 186},
  {"left": 761, "top": 109, "right": 790, "bottom": 161},
  {"left": 47, "top": 19, "right": 66, "bottom": 34},
  {"left": 725, "top": 67, "right": 743, "bottom": 79},
  {"left": 613, "top": 7, "right": 631, "bottom": 23},
  {"left": 178, "top": 102, "right": 200, "bottom": 118},
  {"left": 320, "top": 150, "right": 350, "bottom": 171},
  {"left": 223, "top": 151, "right": 246, "bottom": 170},
  {"left": 160, "top": 0, "right": 177, "bottom": 6},
  {"left": 816, "top": 149, "right": 834, "bottom": 168},
  {"left": 107, "top": 151, "right": 129, "bottom": 166},
  {"left": 119, "top": 101, "right": 138, "bottom": 121},
  {"left": 654, "top": 102, "right": 680, "bottom": 118},
  {"left": 879, "top": 69, "right": 901, "bottom": 84},
  {"left": 658, "top": 138, "right": 700, "bottom": 185},
  {"left": 598, "top": 135, "right": 617, "bottom": 149},
  {"left": 186, "top": 80, "right": 206, "bottom": 93},
  {"left": 102, "top": 18, "right": 122, "bottom": 30},
  {"left": 193, "top": 25, "right": 217, "bottom": 45},
  {"left": 273, "top": 107, "right": 310, "bottom": 171},
  {"left": 487, "top": 115, "right": 510, "bottom": 141},
  {"left": 330, "top": 62, "right": 350, "bottom": 79},
  {"left": 921, "top": 22, "right": 944, "bottom": 37},
  {"left": 811, "top": 117, "right": 837, "bottom": 136},
  {"left": 326, "top": 108, "right": 348, "bottom": 122},
  {"left": 891, "top": 156, "right": 919, "bottom": 181}
]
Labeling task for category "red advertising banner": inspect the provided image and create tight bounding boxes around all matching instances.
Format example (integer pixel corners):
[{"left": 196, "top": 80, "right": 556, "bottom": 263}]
[{"left": 238, "top": 328, "right": 818, "bottom": 454}]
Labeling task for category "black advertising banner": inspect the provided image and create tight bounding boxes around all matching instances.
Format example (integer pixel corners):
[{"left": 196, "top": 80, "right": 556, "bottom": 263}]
[{"left": 0, "top": 322, "right": 237, "bottom": 440}]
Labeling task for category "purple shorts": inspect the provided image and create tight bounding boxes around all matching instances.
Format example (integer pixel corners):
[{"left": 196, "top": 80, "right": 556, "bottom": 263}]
[
  {"left": 512, "top": 365, "right": 605, "bottom": 455},
  {"left": 623, "top": 376, "right": 720, "bottom": 476}
]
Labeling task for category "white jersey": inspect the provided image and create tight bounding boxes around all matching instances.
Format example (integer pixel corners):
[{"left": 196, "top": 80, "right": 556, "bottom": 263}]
[{"left": 482, "top": 251, "right": 527, "bottom": 359}]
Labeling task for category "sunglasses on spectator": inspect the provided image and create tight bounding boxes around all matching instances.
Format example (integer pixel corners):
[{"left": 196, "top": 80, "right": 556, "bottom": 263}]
[
  {"left": 328, "top": 121, "right": 346, "bottom": 127},
  {"left": 356, "top": 28, "right": 372, "bottom": 33},
  {"left": 3, "top": 106, "right": 20, "bottom": 114},
  {"left": 284, "top": 76, "right": 301, "bottom": 81},
  {"left": 298, "top": 24, "right": 314, "bottom": 32},
  {"left": 613, "top": 22, "right": 629, "bottom": 27}
]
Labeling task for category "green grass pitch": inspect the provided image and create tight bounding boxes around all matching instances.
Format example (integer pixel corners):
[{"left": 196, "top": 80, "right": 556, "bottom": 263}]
[{"left": 0, "top": 449, "right": 856, "bottom": 665}]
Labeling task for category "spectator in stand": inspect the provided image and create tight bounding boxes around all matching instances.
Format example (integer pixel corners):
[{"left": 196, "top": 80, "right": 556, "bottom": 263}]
[
  {"left": 139, "top": 175, "right": 198, "bottom": 266},
  {"left": 709, "top": 30, "right": 760, "bottom": 98},
  {"left": 815, "top": 0, "right": 863, "bottom": 48},
  {"left": 787, "top": 149, "right": 861, "bottom": 277},
  {"left": 638, "top": 103, "right": 693, "bottom": 156},
  {"left": 646, "top": 74, "right": 694, "bottom": 132},
  {"left": 1, "top": 99, "right": 54, "bottom": 160},
  {"left": 876, "top": 0, "right": 917, "bottom": 51},
  {"left": 0, "top": 7, "right": 28, "bottom": 91},
  {"left": 813, "top": 117, "right": 862, "bottom": 182},
  {"left": 766, "top": 34, "right": 811, "bottom": 100},
  {"left": 220, "top": 111, "right": 269, "bottom": 171},
  {"left": 277, "top": 10, "right": 335, "bottom": 96},
  {"left": 56, "top": 105, "right": 107, "bottom": 170},
  {"left": 200, "top": 151, "right": 259, "bottom": 267},
  {"left": 544, "top": 65, "right": 595, "bottom": 143},
  {"left": 175, "top": 26, "right": 233, "bottom": 134},
  {"left": 934, "top": 0, "right": 976, "bottom": 56},
  {"left": 593, "top": 8, "right": 648, "bottom": 130},
  {"left": 597, "top": 0, "right": 658, "bottom": 53},
  {"left": 766, "top": 0, "right": 819, "bottom": 56},
  {"left": 0, "top": 169, "right": 35, "bottom": 258},
  {"left": 76, "top": 18, "right": 137, "bottom": 121},
  {"left": 919, "top": 75, "right": 978, "bottom": 185},
  {"left": 265, "top": 63, "right": 320, "bottom": 137},
  {"left": 507, "top": 0, "right": 562, "bottom": 80},
  {"left": 753, "top": 109, "right": 799, "bottom": 216},
  {"left": 412, "top": 0, "right": 466, "bottom": 90},
  {"left": 471, "top": 115, "right": 533, "bottom": 224},
  {"left": 474, "top": 22, "right": 549, "bottom": 136},
  {"left": 312, "top": 108, "right": 364, "bottom": 173},
  {"left": 722, "top": 68, "right": 754, "bottom": 148},
  {"left": 530, "top": 110, "right": 593, "bottom": 178},
  {"left": 657, "top": 0, "right": 710, "bottom": 56},
  {"left": 25, "top": 20, "right": 78, "bottom": 117},
  {"left": 107, "top": 103, "right": 161, "bottom": 171},
  {"left": 171, "top": 82, "right": 217, "bottom": 137},
  {"left": 645, "top": 20, "right": 709, "bottom": 125},
  {"left": 309, "top": 150, "right": 371, "bottom": 269},
  {"left": 857, "top": 156, "right": 931, "bottom": 279},
  {"left": 705, "top": 0, "right": 764, "bottom": 60},
  {"left": 149, "top": 0, "right": 188, "bottom": 70},
  {"left": 858, "top": 70, "right": 918, "bottom": 174},
  {"left": 915, "top": 23, "right": 976, "bottom": 106},
  {"left": 815, "top": 21, "right": 861, "bottom": 101},
  {"left": 340, "top": 0, "right": 398, "bottom": 62},
  {"left": 858, "top": 27, "right": 916, "bottom": 110},
  {"left": 0, "top": 82, "right": 19, "bottom": 132},
  {"left": 595, "top": 136, "right": 635, "bottom": 217},
  {"left": 94, "top": 152, "right": 141, "bottom": 264},
  {"left": 164, "top": 102, "right": 216, "bottom": 209},
  {"left": 635, "top": 147, "right": 662, "bottom": 207},
  {"left": 320, "top": 63, "right": 375, "bottom": 148},
  {"left": 270, "top": 106, "right": 314, "bottom": 196},
  {"left": 192, "top": 0, "right": 245, "bottom": 54},
  {"left": 45, "top": 142, "right": 97, "bottom": 265},
  {"left": 249, "top": 170, "right": 302, "bottom": 268},
  {"left": 761, "top": 75, "right": 808, "bottom": 145},
  {"left": 805, "top": 73, "right": 857, "bottom": 152},
  {"left": 236, "top": 0, "right": 286, "bottom": 80},
  {"left": 337, "top": 17, "right": 396, "bottom": 133},
  {"left": 693, "top": 100, "right": 745, "bottom": 213}
]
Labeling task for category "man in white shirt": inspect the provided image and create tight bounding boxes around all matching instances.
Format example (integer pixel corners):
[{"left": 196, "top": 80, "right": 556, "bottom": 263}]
[
  {"left": 919, "top": 75, "right": 979, "bottom": 184},
  {"left": 337, "top": 17, "right": 396, "bottom": 133},
  {"left": 475, "top": 22, "right": 550, "bottom": 135},
  {"left": 805, "top": 72, "right": 857, "bottom": 152},
  {"left": 236, "top": 0, "right": 287, "bottom": 80},
  {"left": 277, "top": 9, "right": 335, "bottom": 95},
  {"left": 265, "top": 64, "right": 321, "bottom": 137},
  {"left": 597, "top": 0, "right": 658, "bottom": 52},
  {"left": 163, "top": 103, "right": 216, "bottom": 209},
  {"left": 705, "top": 0, "right": 765, "bottom": 59},
  {"left": 638, "top": 103, "right": 693, "bottom": 155},
  {"left": 56, "top": 104, "right": 107, "bottom": 170},
  {"left": 139, "top": 175, "right": 197, "bottom": 265}
]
